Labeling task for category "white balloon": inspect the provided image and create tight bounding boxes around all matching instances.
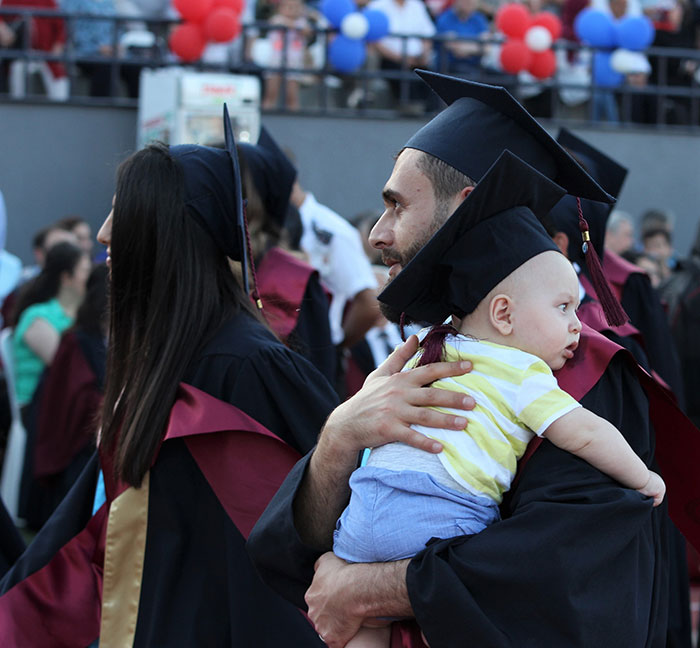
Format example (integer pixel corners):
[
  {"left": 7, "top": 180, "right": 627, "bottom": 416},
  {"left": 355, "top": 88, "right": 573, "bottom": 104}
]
[
  {"left": 341, "top": 12, "right": 370, "bottom": 40},
  {"left": 610, "top": 48, "right": 651, "bottom": 74},
  {"left": 524, "top": 26, "right": 552, "bottom": 52}
]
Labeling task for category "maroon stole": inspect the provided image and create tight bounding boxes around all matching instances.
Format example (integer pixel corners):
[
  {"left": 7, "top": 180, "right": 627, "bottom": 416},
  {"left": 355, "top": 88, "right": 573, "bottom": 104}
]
[
  {"left": 600, "top": 249, "right": 646, "bottom": 302},
  {"left": 577, "top": 298, "right": 643, "bottom": 347},
  {"left": 0, "top": 384, "right": 301, "bottom": 646},
  {"left": 256, "top": 246, "right": 317, "bottom": 341}
]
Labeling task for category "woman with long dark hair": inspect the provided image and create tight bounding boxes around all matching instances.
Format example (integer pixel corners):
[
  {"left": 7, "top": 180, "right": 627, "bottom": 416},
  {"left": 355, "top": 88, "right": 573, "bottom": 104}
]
[
  {"left": 0, "top": 117, "right": 337, "bottom": 646},
  {"left": 11, "top": 241, "right": 90, "bottom": 408}
]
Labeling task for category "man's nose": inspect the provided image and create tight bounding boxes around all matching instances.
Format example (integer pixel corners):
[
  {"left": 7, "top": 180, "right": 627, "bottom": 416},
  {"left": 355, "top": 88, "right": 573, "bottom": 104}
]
[{"left": 368, "top": 211, "right": 393, "bottom": 250}]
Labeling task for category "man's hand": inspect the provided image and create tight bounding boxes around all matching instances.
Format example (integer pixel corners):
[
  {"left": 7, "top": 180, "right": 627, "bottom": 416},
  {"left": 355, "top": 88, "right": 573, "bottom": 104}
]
[
  {"left": 320, "top": 334, "right": 474, "bottom": 459},
  {"left": 306, "top": 553, "right": 411, "bottom": 648},
  {"left": 0, "top": 22, "right": 16, "bottom": 48}
]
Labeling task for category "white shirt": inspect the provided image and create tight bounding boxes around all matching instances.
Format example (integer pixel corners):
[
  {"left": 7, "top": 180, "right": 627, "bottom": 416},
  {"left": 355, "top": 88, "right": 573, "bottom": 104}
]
[
  {"left": 298, "top": 193, "right": 378, "bottom": 345},
  {"left": 368, "top": 0, "right": 436, "bottom": 58}
]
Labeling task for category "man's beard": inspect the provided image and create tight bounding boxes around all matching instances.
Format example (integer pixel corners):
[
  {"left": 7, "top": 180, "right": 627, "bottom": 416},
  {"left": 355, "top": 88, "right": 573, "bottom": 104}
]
[{"left": 378, "top": 200, "right": 452, "bottom": 324}]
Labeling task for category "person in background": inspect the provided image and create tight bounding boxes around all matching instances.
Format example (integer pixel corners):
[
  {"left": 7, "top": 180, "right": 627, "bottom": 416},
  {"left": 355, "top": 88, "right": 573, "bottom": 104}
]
[
  {"left": 29, "top": 263, "right": 108, "bottom": 530},
  {"left": 55, "top": 215, "right": 94, "bottom": 257},
  {"left": 622, "top": 249, "right": 665, "bottom": 287},
  {"left": 434, "top": 0, "right": 490, "bottom": 75},
  {"left": 291, "top": 180, "right": 379, "bottom": 395},
  {"left": 605, "top": 209, "right": 635, "bottom": 255},
  {"left": 238, "top": 130, "right": 337, "bottom": 386}
]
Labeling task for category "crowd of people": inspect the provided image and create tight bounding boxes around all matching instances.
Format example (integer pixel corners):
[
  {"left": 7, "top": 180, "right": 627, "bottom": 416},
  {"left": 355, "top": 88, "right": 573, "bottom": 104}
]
[
  {"left": 1, "top": 0, "right": 700, "bottom": 123},
  {"left": 0, "top": 66, "right": 698, "bottom": 646}
]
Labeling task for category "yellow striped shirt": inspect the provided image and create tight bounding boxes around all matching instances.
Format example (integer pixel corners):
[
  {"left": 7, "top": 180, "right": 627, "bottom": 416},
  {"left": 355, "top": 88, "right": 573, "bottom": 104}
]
[{"left": 408, "top": 333, "right": 580, "bottom": 503}]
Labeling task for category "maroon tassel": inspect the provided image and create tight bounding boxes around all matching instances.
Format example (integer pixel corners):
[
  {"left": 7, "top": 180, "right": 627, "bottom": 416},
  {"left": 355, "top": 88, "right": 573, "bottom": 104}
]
[
  {"left": 243, "top": 201, "right": 263, "bottom": 310},
  {"left": 417, "top": 324, "right": 459, "bottom": 367},
  {"left": 399, "top": 312, "right": 407, "bottom": 342},
  {"left": 577, "top": 198, "right": 628, "bottom": 327}
]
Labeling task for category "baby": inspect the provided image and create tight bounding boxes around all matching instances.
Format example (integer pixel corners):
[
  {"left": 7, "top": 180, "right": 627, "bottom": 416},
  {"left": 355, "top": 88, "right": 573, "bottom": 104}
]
[{"left": 332, "top": 155, "right": 665, "bottom": 648}]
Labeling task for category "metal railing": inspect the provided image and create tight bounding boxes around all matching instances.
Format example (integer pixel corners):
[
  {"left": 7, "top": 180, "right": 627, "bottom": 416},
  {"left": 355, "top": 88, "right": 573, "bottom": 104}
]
[{"left": 1, "top": 7, "right": 699, "bottom": 129}]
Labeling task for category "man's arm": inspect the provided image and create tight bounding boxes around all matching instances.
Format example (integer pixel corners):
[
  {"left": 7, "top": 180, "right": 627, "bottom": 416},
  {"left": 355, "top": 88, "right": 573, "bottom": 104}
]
[{"left": 299, "top": 356, "right": 669, "bottom": 648}]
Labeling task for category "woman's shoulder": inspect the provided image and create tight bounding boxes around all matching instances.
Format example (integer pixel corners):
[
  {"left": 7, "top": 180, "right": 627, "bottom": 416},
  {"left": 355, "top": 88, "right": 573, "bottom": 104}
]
[{"left": 15, "top": 298, "right": 63, "bottom": 334}]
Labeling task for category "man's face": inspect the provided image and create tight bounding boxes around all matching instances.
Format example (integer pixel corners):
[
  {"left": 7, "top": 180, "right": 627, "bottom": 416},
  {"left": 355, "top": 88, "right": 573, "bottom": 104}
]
[{"left": 605, "top": 220, "right": 634, "bottom": 255}]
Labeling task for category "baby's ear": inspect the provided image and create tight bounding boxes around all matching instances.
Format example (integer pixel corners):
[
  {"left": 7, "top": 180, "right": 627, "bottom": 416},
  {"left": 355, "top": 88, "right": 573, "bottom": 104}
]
[{"left": 490, "top": 294, "right": 513, "bottom": 335}]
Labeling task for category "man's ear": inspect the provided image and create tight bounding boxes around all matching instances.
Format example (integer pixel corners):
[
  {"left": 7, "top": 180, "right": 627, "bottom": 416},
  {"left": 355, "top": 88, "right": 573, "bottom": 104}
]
[
  {"left": 552, "top": 231, "right": 569, "bottom": 258},
  {"left": 461, "top": 186, "right": 475, "bottom": 201},
  {"left": 489, "top": 294, "right": 513, "bottom": 335}
]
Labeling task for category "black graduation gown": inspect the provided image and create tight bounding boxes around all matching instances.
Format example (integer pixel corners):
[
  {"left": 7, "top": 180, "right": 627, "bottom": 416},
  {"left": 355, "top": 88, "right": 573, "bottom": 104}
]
[
  {"left": 0, "top": 311, "right": 337, "bottom": 647},
  {"left": 247, "top": 353, "right": 669, "bottom": 647}
]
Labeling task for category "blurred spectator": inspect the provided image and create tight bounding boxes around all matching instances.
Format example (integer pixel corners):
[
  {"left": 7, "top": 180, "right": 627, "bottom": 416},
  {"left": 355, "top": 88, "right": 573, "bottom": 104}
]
[
  {"left": 260, "top": 0, "right": 313, "bottom": 110},
  {"left": 605, "top": 210, "right": 635, "bottom": 255},
  {"left": 622, "top": 249, "right": 666, "bottom": 287},
  {"left": 9, "top": 242, "right": 89, "bottom": 407},
  {"left": 642, "top": 227, "right": 674, "bottom": 281},
  {"left": 367, "top": 0, "right": 436, "bottom": 109},
  {"left": 29, "top": 263, "right": 107, "bottom": 529},
  {"left": 659, "top": 221, "right": 700, "bottom": 427},
  {"left": 350, "top": 208, "right": 383, "bottom": 265},
  {"left": 641, "top": 206, "right": 674, "bottom": 235},
  {"left": 434, "top": 0, "right": 490, "bottom": 75},
  {"left": 292, "top": 181, "right": 379, "bottom": 349},
  {"left": 55, "top": 215, "right": 93, "bottom": 256},
  {"left": 0, "top": 191, "right": 21, "bottom": 318},
  {"left": 0, "top": 0, "right": 68, "bottom": 100},
  {"left": 60, "top": 0, "right": 140, "bottom": 97}
]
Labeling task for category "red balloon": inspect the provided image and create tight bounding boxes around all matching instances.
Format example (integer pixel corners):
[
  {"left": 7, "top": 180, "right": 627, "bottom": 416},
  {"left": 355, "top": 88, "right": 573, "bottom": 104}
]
[
  {"left": 499, "top": 39, "right": 532, "bottom": 74},
  {"left": 170, "top": 22, "right": 207, "bottom": 61},
  {"left": 528, "top": 49, "right": 556, "bottom": 78},
  {"left": 173, "top": 0, "right": 213, "bottom": 23},
  {"left": 531, "top": 11, "right": 562, "bottom": 40},
  {"left": 496, "top": 4, "right": 531, "bottom": 39},
  {"left": 212, "top": 0, "right": 244, "bottom": 14},
  {"left": 205, "top": 6, "right": 242, "bottom": 42}
]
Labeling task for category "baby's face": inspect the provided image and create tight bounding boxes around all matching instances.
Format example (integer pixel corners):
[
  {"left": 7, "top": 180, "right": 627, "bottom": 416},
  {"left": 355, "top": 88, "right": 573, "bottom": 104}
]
[{"left": 508, "top": 253, "right": 582, "bottom": 370}]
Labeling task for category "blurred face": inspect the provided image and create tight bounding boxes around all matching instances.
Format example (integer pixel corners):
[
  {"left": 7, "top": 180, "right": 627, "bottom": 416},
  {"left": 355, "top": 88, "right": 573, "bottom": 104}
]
[
  {"left": 63, "top": 254, "right": 92, "bottom": 298},
  {"left": 605, "top": 220, "right": 634, "bottom": 255},
  {"left": 97, "top": 197, "right": 114, "bottom": 268},
  {"left": 454, "top": 0, "right": 478, "bottom": 16},
  {"left": 44, "top": 228, "right": 79, "bottom": 255},
  {"left": 643, "top": 232, "right": 672, "bottom": 264},
  {"left": 72, "top": 222, "right": 94, "bottom": 255},
  {"left": 507, "top": 253, "right": 582, "bottom": 370},
  {"left": 280, "top": 0, "right": 303, "bottom": 19}
]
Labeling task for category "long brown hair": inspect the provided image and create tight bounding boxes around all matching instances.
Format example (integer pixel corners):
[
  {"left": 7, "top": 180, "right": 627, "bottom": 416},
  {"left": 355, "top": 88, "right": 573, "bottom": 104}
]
[{"left": 100, "top": 143, "right": 258, "bottom": 487}]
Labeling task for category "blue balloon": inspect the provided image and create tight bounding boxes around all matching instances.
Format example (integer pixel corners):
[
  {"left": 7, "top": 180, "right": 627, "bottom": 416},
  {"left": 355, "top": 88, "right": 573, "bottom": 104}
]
[
  {"left": 593, "top": 50, "right": 624, "bottom": 87},
  {"left": 363, "top": 8, "right": 389, "bottom": 42},
  {"left": 574, "top": 8, "right": 617, "bottom": 49},
  {"left": 321, "top": 0, "right": 355, "bottom": 29},
  {"left": 329, "top": 35, "right": 367, "bottom": 72},
  {"left": 615, "top": 15, "right": 655, "bottom": 51}
]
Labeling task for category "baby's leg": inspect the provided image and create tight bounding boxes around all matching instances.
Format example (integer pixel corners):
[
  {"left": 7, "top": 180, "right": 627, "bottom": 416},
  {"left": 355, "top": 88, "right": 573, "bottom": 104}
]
[{"left": 345, "top": 625, "right": 392, "bottom": 648}]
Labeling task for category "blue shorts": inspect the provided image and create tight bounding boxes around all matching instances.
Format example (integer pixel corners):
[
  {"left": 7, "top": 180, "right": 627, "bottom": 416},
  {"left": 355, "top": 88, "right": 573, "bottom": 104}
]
[{"left": 333, "top": 466, "right": 500, "bottom": 563}]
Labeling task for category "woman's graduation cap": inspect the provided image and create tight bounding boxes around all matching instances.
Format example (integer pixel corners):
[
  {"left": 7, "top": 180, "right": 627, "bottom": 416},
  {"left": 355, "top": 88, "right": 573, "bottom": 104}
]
[
  {"left": 169, "top": 105, "right": 254, "bottom": 298},
  {"left": 406, "top": 70, "right": 614, "bottom": 204},
  {"left": 378, "top": 151, "right": 567, "bottom": 324}
]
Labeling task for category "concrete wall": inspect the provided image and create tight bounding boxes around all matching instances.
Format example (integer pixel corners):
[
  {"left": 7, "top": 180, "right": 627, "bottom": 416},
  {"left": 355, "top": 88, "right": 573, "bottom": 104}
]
[{"left": 1, "top": 102, "right": 699, "bottom": 264}]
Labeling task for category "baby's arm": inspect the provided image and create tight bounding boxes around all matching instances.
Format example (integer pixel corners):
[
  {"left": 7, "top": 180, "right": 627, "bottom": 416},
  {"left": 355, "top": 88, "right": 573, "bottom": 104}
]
[{"left": 544, "top": 408, "right": 666, "bottom": 506}]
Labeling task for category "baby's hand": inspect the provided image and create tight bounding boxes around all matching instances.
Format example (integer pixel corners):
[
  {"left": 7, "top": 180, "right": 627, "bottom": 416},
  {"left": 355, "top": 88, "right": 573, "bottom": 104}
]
[{"left": 637, "top": 470, "right": 666, "bottom": 507}]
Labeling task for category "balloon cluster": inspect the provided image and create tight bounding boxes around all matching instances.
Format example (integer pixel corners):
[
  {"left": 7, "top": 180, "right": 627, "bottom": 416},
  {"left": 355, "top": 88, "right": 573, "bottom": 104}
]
[
  {"left": 496, "top": 4, "right": 562, "bottom": 79},
  {"left": 320, "top": 0, "right": 389, "bottom": 73},
  {"left": 574, "top": 9, "right": 655, "bottom": 87},
  {"left": 170, "top": 0, "right": 244, "bottom": 62}
]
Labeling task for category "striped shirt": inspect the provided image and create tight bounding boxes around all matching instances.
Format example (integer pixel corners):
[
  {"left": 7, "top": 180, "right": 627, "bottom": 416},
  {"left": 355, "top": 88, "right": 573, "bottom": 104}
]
[{"left": 407, "top": 333, "right": 580, "bottom": 503}]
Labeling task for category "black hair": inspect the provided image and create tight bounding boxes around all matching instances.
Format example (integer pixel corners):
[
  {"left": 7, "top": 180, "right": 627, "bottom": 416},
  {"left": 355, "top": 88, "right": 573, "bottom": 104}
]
[
  {"left": 99, "top": 143, "right": 258, "bottom": 487},
  {"left": 75, "top": 263, "right": 109, "bottom": 337},
  {"left": 11, "top": 241, "right": 85, "bottom": 326}
]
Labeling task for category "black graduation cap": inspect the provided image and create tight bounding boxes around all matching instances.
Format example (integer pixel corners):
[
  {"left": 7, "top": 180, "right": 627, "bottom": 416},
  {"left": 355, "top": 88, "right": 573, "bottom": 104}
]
[
  {"left": 378, "top": 151, "right": 567, "bottom": 324},
  {"left": 169, "top": 105, "right": 251, "bottom": 296},
  {"left": 238, "top": 127, "right": 297, "bottom": 228},
  {"left": 548, "top": 130, "right": 628, "bottom": 265},
  {"left": 406, "top": 70, "right": 614, "bottom": 204}
]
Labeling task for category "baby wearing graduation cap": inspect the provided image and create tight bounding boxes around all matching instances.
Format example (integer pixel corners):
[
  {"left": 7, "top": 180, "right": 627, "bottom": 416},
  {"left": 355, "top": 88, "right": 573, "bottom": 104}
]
[{"left": 332, "top": 151, "right": 665, "bottom": 648}]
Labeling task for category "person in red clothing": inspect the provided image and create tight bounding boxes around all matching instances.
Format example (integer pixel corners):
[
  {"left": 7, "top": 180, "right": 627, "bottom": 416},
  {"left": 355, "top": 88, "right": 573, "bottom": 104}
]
[{"left": 0, "top": 0, "right": 67, "bottom": 99}]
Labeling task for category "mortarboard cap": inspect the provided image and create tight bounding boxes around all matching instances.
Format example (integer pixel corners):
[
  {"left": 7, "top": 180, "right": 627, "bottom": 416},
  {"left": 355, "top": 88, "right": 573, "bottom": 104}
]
[
  {"left": 405, "top": 70, "right": 614, "bottom": 204},
  {"left": 170, "top": 107, "right": 244, "bottom": 265},
  {"left": 238, "top": 127, "right": 297, "bottom": 228},
  {"left": 378, "top": 151, "right": 567, "bottom": 324}
]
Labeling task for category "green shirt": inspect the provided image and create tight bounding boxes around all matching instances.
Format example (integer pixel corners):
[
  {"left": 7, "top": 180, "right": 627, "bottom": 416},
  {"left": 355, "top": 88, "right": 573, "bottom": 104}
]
[{"left": 13, "top": 298, "right": 74, "bottom": 405}]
